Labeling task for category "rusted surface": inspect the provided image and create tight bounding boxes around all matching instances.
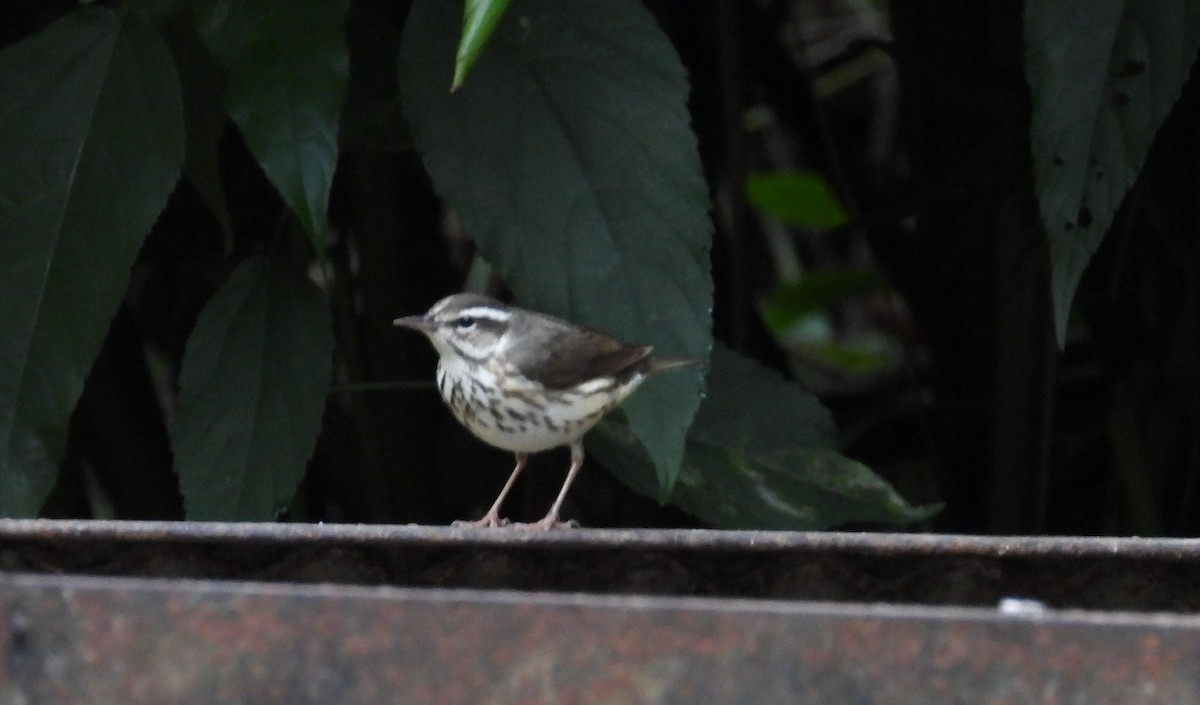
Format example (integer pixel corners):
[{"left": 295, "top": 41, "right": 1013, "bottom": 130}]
[
  {"left": 1, "top": 520, "right": 1200, "bottom": 610},
  {"left": 0, "top": 572, "right": 1197, "bottom": 705}
]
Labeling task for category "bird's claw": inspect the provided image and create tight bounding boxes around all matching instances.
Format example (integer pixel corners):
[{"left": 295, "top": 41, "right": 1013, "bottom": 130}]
[
  {"left": 451, "top": 514, "right": 511, "bottom": 528},
  {"left": 513, "top": 517, "right": 581, "bottom": 531}
]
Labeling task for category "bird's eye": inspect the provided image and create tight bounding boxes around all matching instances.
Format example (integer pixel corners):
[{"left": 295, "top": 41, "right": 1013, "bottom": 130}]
[{"left": 455, "top": 316, "right": 477, "bottom": 330}]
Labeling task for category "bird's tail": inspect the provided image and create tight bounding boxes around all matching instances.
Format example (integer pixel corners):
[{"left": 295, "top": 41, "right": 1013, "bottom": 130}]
[{"left": 645, "top": 357, "right": 704, "bottom": 376}]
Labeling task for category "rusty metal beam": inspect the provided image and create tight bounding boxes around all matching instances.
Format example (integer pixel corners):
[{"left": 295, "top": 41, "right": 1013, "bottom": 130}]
[
  {"left": 1, "top": 572, "right": 1197, "bottom": 705},
  {"left": 1, "top": 519, "right": 1199, "bottom": 559},
  {"left": 1, "top": 520, "right": 1200, "bottom": 610}
]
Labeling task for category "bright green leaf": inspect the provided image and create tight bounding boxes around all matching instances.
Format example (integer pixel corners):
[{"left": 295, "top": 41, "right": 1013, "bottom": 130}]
[
  {"left": 590, "top": 345, "right": 939, "bottom": 529},
  {"left": 400, "top": 0, "right": 713, "bottom": 499},
  {"left": 453, "top": 0, "right": 512, "bottom": 91},
  {"left": 761, "top": 267, "right": 883, "bottom": 333},
  {"left": 1026, "top": 0, "right": 1200, "bottom": 342},
  {"left": 173, "top": 256, "right": 334, "bottom": 520},
  {"left": 0, "top": 9, "right": 184, "bottom": 517},
  {"left": 746, "top": 171, "right": 849, "bottom": 229},
  {"left": 195, "top": 0, "right": 350, "bottom": 252},
  {"left": 790, "top": 338, "right": 899, "bottom": 376}
]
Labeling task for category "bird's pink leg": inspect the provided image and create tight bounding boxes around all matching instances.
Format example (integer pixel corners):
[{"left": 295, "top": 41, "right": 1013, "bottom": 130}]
[
  {"left": 522, "top": 442, "right": 585, "bottom": 530},
  {"left": 454, "top": 453, "right": 527, "bottom": 528}
]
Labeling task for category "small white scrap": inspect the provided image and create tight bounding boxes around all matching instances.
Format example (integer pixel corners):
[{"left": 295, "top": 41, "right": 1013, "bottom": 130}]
[{"left": 998, "top": 596, "right": 1048, "bottom": 615}]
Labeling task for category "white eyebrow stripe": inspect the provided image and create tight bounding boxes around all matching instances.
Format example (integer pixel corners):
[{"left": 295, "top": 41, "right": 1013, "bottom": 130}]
[{"left": 456, "top": 307, "right": 512, "bottom": 322}]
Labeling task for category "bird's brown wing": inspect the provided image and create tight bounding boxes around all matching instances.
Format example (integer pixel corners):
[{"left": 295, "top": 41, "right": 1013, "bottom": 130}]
[{"left": 505, "top": 312, "right": 652, "bottom": 390}]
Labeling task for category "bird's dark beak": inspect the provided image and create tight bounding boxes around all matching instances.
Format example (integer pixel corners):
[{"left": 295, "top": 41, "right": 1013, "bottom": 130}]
[{"left": 393, "top": 315, "right": 435, "bottom": 332}]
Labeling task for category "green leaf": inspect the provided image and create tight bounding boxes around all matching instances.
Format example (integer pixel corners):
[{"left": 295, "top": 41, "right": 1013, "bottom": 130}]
[
  {"left": 746, "top": 171, "right": 849, "bottom": 229},
  {"left": 172, "top": 256, "right": 334, "bottom": 520},
  {"left": 341, "top": 2, "right": 410, "bottom": 152},
  {"left": 195, "top": 0, "right": 350, "bottom": 252},
  {"left": 160, "top": 13, "right": 234, "bottom": 249},
  {"left": 760, "top": 267, "right": 884, "bottom": 333},
  {"left": 1026, "top": 0, "right": 1200, "bottom": 342},
  {"left": 590, "top": 345, "right": 939, "bottom": 529},
  {"left": 0, "top": 9, "right": 184, "bottom": 517},
  {"left": 400, "top": 0, "right": 713, "bottom": 498},
  {"left": 452, "top": 0, "right": 511, "bottom": 91},
  {"left": 790, "top": 338, "right": 898, "bottom": 376},
  {"left": 128, "top": 0, "right": 186, "bottom": 28}
]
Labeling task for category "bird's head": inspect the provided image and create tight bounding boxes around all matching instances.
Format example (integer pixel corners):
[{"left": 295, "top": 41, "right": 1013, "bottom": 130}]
[{"left": 393, "top": 293, "right": 514, "bottom": 362}]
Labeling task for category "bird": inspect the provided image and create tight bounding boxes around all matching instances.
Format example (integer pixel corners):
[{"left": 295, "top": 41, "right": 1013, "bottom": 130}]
[{"left": 394, "top": 292, "right": 696, "bottom": 529}]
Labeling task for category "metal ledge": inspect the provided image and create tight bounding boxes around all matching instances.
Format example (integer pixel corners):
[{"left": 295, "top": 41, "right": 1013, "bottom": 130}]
[
  {"left": 2, "top": 572, "right": 1198, "bottom": 705},
  {"left": 2, "top": 519, "right": 1200, "bottom": 557},
  {"left": 1, "top": 520, "right": 1199, "bottom": 610}
]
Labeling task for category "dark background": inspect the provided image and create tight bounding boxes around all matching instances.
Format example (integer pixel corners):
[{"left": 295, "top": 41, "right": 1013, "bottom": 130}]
[{"left": 7, "top": 0, "right": 1200, "bottom": 536}]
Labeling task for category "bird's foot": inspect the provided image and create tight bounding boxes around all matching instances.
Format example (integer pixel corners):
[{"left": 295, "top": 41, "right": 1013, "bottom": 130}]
[
  {"left": 514, "top": 516, "right": 581, "bottom": 531},
  {"left": 451, "top": 513, "right": 510, "bottom": 528}
]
